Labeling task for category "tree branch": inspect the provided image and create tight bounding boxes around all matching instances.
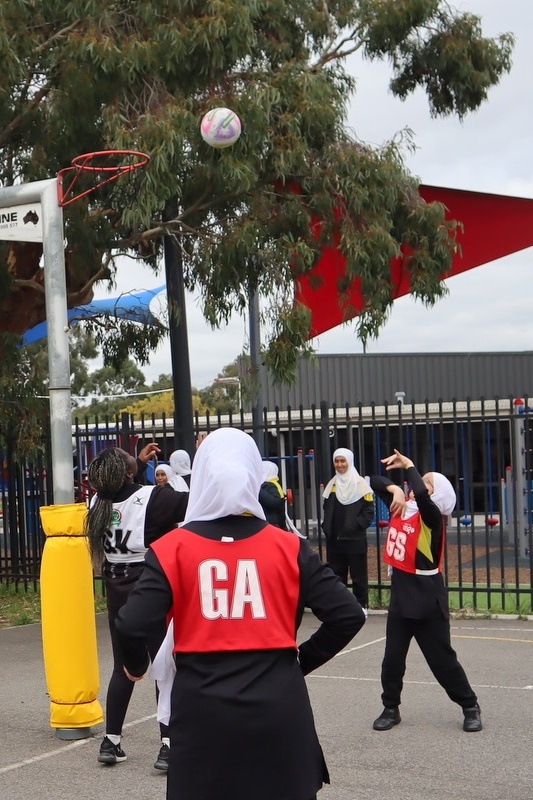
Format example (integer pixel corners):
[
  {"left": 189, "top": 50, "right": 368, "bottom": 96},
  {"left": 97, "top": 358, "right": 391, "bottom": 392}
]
[
  {"left": 66, "top": 261, "right": 112, "bottom": 306},
  {"left": 0, "top": 84, "right": 52, "bottom": 148},
  {"left": 33, "top": 20, "right": 83, "bottom": 54},
  {"left": 311, "top": 27, "right": 365, "bottom": 69},
  {"left": 0, "top": 20, "right": 83, "bottom": 147},
  {"left": 10, "top": 278, "right": 45, "bottom": 294}
]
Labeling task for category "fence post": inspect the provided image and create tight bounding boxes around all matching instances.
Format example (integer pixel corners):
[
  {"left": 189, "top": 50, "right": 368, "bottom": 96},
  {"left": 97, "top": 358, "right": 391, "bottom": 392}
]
[
  {"left": 319, "top": 400, "right": 331, "bottom": 488},
  {"left": 308, "top": 450, "right": 318, "bottom": 540},
  {"left": 296, "top": 449, "right": 306, "bottom": 537}
]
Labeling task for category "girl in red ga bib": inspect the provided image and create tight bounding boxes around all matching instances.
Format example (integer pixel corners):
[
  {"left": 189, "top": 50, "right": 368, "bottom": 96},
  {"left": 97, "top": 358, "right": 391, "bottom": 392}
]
[{"left": 115, "top": 428, "right": 366, "bottom": 800}]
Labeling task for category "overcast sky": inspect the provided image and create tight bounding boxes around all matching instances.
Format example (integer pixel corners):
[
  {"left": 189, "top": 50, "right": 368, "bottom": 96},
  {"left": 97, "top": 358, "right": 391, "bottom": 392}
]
[{"left": 94, "top": 0, "right": 533, "bottom": 389}]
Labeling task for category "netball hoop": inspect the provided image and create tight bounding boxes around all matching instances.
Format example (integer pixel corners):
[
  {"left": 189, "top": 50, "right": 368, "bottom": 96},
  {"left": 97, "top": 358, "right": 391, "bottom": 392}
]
[{"left": 57, "top": 149, "right": 150, "bottom": 207}]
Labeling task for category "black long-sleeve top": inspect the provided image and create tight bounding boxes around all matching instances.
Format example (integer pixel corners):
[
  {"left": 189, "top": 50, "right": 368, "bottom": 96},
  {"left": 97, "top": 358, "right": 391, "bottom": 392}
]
[
  {"left": 116, "top": 515, "right": 365, "bottom": 677},
  {"left": 115, "top": 516, "right": 366, "bottom": 800},
  {"left": 322, "top": 493, "right": 374, "bottom": 554},
  {"left": 370, "top": 466, "right": 449, "bottom": 619},
  {"left": 258, "top": 481, "right": 287, "bottom": 529}
]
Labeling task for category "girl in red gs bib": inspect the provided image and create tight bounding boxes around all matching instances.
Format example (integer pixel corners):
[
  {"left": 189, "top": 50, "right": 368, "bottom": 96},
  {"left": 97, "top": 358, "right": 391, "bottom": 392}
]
[{"left": 370, "top": 449, "right": 482, "bottom": 734}]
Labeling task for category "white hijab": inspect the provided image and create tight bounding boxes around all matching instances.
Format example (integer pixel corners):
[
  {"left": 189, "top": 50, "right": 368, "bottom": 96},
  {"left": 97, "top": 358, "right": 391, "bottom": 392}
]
[
  {"left": 323, "top": 448, "right": 372, "bottom": 505},
  {"left": 154, "top": 464, "right": 174, "bottom": 483},
  {"left": 429, "top": 472, "right": 456, "bottom": 516},
  {"left": 404, "top": 471, "right": 456, "bottom": 519},
  {"left": 183, "top": 428, "right": 266, "bottom": 523},
  {"left": 262, "top": 461, "right": 279, "bottom": 482},
  {"left": 169, "top": 449, "right": 191, "bottom": 492},
  {"left": 169, "top": 449, "right": 192, "bottom": 476}
]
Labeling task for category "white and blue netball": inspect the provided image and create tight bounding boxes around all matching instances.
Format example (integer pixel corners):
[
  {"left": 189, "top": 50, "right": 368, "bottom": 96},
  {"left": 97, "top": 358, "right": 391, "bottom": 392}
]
[{"left": 200, "top": 108, "right": 242, "bottom": 148}]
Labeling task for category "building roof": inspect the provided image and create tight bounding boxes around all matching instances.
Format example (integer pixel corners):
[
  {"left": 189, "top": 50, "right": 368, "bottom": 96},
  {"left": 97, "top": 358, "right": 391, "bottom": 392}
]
[{"left": 256, "top": 352, "right": 533, "bottom": 408}]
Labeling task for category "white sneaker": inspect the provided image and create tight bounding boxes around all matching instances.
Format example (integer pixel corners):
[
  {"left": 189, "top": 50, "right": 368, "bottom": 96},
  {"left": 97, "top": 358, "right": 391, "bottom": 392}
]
[{"left": 362, "top": 607, "right": 368, "bottom": 619}]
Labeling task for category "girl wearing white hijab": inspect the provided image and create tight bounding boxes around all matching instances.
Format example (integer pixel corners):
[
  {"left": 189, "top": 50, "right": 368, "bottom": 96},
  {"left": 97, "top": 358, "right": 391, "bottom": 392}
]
[
  {"left": 370, "top": 449, "right": 482, "bottom": 734},
  {"left": 115, "top": 427, "right": 366, "bottom": 800},
  {"left": 259, "top": 460, "right": 287, "bottom": 529},
  {"left": 168, "top": 449, "right": 191, "bottom": 492},
  {"left": 322, "top": 448, "right": 374, "bottom": 611},
  {"left": 154, "top": 463, "right": 174, "bottom": 487}
]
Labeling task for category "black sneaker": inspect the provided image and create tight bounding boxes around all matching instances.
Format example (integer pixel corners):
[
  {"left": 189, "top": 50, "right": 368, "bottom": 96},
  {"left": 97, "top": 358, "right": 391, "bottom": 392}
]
[
  {"left": 373, "top": 707, "right": 401, "bottom": 731},
  {"left": 154, "top": 743, "right": 170, "bottom": 771},
  {"left": 98, "top": 736, "right": 127, "bottom": 765},
  {"left": 463, "top": 704, "right": 482, "bottom": 732}
]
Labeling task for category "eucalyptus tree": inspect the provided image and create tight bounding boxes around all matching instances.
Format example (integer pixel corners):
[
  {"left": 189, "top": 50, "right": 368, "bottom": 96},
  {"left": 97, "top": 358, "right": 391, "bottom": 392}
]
[{"left": 0, "top": 1, "right": 514, "bottom": 381}]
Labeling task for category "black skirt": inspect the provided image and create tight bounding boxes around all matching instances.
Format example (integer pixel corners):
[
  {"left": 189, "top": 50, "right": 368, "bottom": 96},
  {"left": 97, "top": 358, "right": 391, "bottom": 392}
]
[{"left": 167, "top": 649, "right": 328, "bottom": 800}]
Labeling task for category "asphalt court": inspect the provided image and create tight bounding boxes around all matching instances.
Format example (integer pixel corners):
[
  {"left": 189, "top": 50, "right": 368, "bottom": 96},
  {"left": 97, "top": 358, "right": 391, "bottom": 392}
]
[{"left": 1, "top": 612, "right": 532, "bottom": 800}]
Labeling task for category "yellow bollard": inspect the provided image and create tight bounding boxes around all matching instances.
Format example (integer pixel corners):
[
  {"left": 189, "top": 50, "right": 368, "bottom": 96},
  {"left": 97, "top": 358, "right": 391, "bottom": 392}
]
[{"left": 39, "top": 503, "right": 103, "bottom": 739}]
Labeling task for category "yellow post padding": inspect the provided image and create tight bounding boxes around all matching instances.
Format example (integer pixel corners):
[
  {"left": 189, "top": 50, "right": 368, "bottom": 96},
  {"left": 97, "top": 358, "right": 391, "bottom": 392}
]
[{"left": 39, "top": 503, "right": 103, "bottom": 730}]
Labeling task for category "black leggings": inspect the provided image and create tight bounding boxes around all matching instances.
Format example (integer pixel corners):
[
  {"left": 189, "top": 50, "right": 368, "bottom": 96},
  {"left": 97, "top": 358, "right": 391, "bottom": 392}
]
[
  {"left": 381, "top": 610, "right": 478, "bottom": 709},
  {"left": 104, "top": 564, "right": 169, "bottom": 738},
  {"left": 326, "top": 547, "right": 368, "bottom": 608}
]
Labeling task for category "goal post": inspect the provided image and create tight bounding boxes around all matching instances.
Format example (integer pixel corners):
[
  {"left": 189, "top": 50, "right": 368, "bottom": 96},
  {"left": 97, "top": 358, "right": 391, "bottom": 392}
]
[{"left": 0, "top": 178, "right": 74, "bottom": 504}]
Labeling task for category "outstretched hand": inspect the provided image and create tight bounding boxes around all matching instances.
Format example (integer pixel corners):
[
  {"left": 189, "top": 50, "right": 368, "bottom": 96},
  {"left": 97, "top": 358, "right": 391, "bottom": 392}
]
[
  {"left": 137, "top": 442, "right": 161, "bottom": 463},
  {"left": 381, "top": 449, "right": 414, "bottom": 471}
]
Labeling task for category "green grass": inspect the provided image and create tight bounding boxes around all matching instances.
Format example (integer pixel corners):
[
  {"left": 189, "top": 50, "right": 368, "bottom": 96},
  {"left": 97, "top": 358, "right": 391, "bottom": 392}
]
[
  {"left": 0, "top": 581, "right": 107, "bottom": 629},
  {"left": 3, "top": 581, "right": 530, "bottom": 628},
  {"left": 447, "top": 584, "right": 533, "bottom": 616},
  {"left": 368, "top": 587, "right": 390, "bottom": 610},
  {"left": 369, "top": 583, "right": 533, "bottom": 617}
]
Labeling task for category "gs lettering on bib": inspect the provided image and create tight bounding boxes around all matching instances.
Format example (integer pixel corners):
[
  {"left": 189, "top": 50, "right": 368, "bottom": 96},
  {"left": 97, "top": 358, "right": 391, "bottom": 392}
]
[
  {"left": 383, "top": 513, "right": 422, "bottom": 574},
  {"left": 152, "top": 525, "right": 300, "bottom": 653},
  {"left": 383, "top": 511, "right": 443, "bottom": 575}
]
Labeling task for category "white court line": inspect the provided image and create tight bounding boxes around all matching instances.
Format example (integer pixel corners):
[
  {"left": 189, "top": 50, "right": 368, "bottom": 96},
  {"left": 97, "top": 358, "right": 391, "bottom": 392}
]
[
  {"left": 308, "top": 674, "right": 533, "bottom": 691},
  {"left": 452, "top": 625, "right": 533, "bottom": 635},
  {"left": 322, "top": 631, "right": 533, "bottom": 692},
  {"left": 0, "top": 713, "right": 157, "bottom": 775},
  {"left": 335, "top": 636, "right": 386, "bottom": 656},
  {"left": 4, "top": 624, "right": 532, "bottom": 775}
]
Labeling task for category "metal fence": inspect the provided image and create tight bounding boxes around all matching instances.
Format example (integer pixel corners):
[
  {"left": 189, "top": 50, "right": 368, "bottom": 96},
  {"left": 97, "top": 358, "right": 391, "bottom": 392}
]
[{"left": 2, "top": 397, "right": 533, "bottom": 611}]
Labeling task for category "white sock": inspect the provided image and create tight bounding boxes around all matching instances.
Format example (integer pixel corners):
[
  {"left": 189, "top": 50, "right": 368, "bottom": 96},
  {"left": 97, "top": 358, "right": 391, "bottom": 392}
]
[
  {"left": 161, "top": 737, "right": 170, "bottom": 748},
  {"left": 106, "top": 734, "right": 121, "bottom": 746}
]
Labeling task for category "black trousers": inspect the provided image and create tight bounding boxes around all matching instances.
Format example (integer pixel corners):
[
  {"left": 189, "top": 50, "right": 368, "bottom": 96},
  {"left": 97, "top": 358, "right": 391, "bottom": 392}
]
[
  {"left": 381, "top": 610, "right": 478, "bottom": 710},
  {"left": 104, "top": 563, "right": 169, "bottom": 738},
  {"left": 326, "top": 547, "right": 368, "bottom": 608}
]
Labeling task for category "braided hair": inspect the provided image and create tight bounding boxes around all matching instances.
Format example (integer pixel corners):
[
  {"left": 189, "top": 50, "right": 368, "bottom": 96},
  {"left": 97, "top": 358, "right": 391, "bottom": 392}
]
[{"left": 84, "top": 448, "right": 128, "bottom": 565}]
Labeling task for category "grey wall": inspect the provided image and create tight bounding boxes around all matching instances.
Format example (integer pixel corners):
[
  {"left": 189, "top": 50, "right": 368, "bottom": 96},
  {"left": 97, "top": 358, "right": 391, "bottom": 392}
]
[{"left": 256, "top": 352, "right": 533, "bottom": 408}]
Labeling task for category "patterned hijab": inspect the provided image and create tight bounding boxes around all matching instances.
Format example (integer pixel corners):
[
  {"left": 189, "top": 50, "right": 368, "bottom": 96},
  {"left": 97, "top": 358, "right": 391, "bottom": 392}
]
[
  {"left": 323, "top": 448, "right": 373, "bottom": 506},
  {"left": 183, "top": 428, "right": 266, "bottom": 523}
]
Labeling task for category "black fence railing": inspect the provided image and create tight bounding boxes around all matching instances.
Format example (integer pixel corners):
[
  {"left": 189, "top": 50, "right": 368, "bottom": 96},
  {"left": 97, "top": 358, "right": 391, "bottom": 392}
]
[{"left": 2, "top": 397, "right": 533, "bottom": 611}]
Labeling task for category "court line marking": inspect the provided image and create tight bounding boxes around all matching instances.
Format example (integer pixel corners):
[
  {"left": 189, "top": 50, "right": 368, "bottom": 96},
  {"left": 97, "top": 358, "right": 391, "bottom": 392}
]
[
  {"left": 308, "top": 674, "right": 533, "bottom": 691},
  {"left": 0, "top": 713, "right": 157, "bottom": 775},
  {"left": 335, "top": 636, "right": 386, "bottom": 656},
  {"left": 3, "top": 626, "right": 532, "bottom": 775},
  {"left": 334, "top": 633, "right": 533, "bottom": 657},
  {"left": 453, "top": 634, "right": 533, "bottom": 644},
  {"left": 452, "top": 625, "right": 533, "bottom": 631}
]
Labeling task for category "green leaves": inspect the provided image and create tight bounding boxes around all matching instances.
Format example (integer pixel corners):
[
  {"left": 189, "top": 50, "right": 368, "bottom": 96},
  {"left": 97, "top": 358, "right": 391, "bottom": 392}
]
[
  {"left": 0, "top": 0, "right": 515, "bottom": 387},
  {"left": 358, "top": 2, "right": 514, "bottom": 118}
]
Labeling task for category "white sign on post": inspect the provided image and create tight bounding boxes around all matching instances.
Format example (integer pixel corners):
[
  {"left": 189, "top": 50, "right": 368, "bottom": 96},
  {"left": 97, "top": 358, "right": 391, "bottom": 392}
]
[{"left": 0, "top": 202, "right": 43, "bottom": 242}]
